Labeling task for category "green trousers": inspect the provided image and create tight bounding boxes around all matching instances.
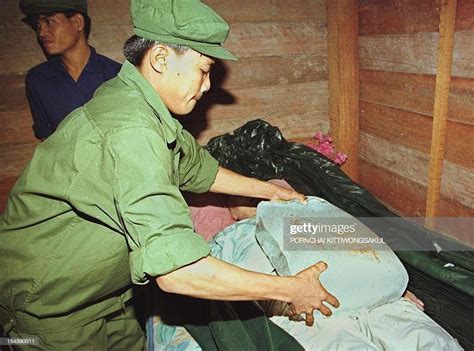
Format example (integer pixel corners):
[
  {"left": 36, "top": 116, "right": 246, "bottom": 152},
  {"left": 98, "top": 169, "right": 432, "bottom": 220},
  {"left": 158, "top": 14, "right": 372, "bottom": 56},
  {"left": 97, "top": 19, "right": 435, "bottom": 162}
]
[{"left": 7, "top": 305, "right": 144, "bottom": 351}]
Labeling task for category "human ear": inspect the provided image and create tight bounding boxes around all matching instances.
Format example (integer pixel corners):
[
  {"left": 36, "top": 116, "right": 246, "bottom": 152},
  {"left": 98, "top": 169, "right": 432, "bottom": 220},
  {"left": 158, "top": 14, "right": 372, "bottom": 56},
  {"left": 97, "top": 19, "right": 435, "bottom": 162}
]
[
  {"left": 149, "top": 45, "right": 169, "bottom": 73},
  {"left": 72, "top": 13, "right": 85, "bottom": 32}
]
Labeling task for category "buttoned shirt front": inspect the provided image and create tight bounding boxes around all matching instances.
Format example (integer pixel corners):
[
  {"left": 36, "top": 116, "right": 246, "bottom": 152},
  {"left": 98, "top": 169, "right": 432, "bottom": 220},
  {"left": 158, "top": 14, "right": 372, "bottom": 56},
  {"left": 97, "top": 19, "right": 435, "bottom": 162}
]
[
  {"left": 25, "top": 47, "right": 121, "bottom": 139},
  {"left": 0, "top": 61, "right": 218, "bottom": 333}
]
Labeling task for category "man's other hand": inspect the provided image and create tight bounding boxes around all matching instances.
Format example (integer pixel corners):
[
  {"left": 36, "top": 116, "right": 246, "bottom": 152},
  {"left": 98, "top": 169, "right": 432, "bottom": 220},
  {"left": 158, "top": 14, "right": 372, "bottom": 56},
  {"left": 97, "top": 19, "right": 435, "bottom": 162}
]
[{"left": 287, "top": 261, "right": 340, "bottom": 326}]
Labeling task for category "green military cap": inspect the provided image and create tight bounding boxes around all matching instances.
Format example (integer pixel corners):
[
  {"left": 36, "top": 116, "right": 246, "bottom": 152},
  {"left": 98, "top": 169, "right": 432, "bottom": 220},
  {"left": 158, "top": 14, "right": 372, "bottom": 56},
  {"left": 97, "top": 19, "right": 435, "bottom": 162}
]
[
  {"left": 130, "top": 0, "right": 237, "bottom": 61},
  {"left": 19, "top": 0, "right": 87, "bottom": 16}
]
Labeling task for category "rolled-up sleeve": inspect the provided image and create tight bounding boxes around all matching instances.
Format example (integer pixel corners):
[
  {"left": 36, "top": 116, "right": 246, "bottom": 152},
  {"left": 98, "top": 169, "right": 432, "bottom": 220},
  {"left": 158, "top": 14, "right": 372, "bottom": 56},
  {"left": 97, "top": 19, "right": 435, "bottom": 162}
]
[
  {"left": 108, "top": 127, "right": 210, "bottom": 284},
  {"left": 178, "top": 129, "right": 219, "bottom": 193}
]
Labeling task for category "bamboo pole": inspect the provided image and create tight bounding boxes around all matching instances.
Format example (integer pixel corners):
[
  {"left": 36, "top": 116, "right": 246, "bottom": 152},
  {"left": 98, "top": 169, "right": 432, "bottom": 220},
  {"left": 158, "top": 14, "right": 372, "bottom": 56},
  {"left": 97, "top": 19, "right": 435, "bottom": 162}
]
[
  {"left": 425, "top": 0, "right": 457, "bottom": 228},
  {"left": 327, "top": 0, "right": 360, "bottom": 180}
]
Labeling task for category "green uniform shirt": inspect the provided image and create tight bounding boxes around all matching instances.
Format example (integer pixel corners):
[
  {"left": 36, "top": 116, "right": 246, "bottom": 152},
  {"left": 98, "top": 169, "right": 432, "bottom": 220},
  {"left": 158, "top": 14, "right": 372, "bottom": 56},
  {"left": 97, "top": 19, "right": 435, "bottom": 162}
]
[{"left": 0, "top": 61, "right": 218, "bottom": 333}]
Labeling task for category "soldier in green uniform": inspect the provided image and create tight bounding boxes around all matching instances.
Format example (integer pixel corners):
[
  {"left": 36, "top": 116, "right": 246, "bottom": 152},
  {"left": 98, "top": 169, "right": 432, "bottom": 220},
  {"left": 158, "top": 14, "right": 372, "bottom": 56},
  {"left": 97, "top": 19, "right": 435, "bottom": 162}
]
[{"left": 0, "top": 0, "right": 339, "bottom": 349}]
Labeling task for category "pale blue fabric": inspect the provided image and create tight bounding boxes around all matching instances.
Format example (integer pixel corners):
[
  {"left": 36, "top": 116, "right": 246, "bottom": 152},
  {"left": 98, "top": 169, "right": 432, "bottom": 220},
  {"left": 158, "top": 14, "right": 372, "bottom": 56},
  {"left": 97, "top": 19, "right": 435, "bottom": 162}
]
[
  {"left": 210, "top": 218, "right": 275, "bottom": 274},
  {"left": 255, "top": 197, "right": 409, "bottom": 317}
]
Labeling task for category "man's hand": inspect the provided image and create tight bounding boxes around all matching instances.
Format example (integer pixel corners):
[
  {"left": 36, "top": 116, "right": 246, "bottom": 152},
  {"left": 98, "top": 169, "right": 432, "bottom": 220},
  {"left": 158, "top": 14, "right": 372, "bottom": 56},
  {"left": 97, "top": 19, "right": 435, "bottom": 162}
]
[
  {"left": 225, "top": 180, "right": 306, "bottom": 220},
  {"left": 287, "top": 261, "right": 339, "bottom": 326},
  {"left": 269, "top": 183, "right": 307, "bottom": 204},
  {"left": 210, "top": 167, "right": 307, "bottom": 204}
]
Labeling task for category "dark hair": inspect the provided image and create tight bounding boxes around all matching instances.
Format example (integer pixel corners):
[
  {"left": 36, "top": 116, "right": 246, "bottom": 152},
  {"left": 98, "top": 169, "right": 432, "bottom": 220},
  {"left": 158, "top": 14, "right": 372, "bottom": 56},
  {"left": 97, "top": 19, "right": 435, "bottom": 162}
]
[
  {"left": 123, "top": 35, "right": 190, "bottom": 66},
  {"left": 23, "top": 9, "right": 91, "bottom": 39}
]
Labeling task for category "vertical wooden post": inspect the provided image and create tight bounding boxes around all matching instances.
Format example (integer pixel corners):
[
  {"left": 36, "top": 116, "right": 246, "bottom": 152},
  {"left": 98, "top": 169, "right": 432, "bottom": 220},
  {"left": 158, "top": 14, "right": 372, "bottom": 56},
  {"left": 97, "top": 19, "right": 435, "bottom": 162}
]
[
  {"left": 425, "top": 0, "right": 457, "bottom": 227},
  {"left": 327, "top": 0, "right": 360, "bottom": 180}
]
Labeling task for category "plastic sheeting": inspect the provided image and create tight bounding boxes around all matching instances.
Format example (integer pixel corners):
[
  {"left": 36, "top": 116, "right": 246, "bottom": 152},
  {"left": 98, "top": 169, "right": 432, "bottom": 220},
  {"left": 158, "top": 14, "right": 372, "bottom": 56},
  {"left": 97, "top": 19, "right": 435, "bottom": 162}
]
[{"left": 205, "top": 119, "right": 474, "bottom": 349}]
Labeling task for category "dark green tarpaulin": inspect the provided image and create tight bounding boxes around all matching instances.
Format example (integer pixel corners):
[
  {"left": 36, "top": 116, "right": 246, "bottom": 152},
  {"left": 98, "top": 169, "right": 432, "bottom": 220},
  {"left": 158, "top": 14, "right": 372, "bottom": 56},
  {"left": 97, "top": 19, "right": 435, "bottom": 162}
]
[{"left": 149, "top": 283, "right": 304, "bottom": 351}]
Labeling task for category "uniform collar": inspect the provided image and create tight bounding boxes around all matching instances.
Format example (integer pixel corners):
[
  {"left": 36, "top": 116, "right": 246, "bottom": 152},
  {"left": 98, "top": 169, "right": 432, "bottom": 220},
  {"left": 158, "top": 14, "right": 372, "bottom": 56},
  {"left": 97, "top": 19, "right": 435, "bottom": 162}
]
[{"left": 118, "top": 60, "right": 181, "bottom": 144}]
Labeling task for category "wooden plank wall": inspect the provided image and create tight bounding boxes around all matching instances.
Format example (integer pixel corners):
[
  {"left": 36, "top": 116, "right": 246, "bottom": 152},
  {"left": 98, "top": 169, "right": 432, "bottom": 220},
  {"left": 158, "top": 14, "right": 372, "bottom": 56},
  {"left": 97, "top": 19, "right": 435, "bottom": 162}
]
[
  {"left": 0, "top": 0, "right": 330, "bottom": 212},
  {"left": 182, "top": 0, "right": 329, "bottom": 142},
  {"left": 358, "top": 0, "right": 474, "bottom": 245}
]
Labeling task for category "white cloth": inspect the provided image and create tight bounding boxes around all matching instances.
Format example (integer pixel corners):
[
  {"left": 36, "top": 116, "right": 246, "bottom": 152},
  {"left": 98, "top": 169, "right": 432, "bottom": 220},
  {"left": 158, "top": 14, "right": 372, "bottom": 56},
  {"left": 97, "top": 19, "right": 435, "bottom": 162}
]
[{"left": 272, "top": 298, "right": 462, "bottom": 350}]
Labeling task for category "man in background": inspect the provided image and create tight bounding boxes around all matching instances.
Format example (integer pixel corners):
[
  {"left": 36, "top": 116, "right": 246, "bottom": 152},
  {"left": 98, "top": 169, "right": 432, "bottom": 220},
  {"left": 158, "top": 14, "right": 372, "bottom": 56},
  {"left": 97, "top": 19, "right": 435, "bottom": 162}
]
[{"left": 20, "top": 0, "right": 121, "bottom": 140}]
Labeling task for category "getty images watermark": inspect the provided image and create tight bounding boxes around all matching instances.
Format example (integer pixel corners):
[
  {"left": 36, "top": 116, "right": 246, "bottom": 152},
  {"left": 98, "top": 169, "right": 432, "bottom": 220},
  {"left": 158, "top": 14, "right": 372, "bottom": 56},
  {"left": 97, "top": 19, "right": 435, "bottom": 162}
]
[
  {"left": 283, "top": 217, "right": 473, "bottom": 251},
  {"left": 289, "top": 221, "right": 384, "bottom": 244},
  {"left": 284, "top": 217, "right": 387, "bottom": 251}
]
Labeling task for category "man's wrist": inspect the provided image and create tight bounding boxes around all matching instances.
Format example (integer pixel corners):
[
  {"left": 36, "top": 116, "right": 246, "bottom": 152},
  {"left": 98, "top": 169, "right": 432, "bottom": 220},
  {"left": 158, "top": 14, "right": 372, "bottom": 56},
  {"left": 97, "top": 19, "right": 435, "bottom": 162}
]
[
  {"left": 263, "top": 275, "right": 297, "bottom": 303},
  {"left": 258, "top": 181, "right": 279, "bottom": 200}
]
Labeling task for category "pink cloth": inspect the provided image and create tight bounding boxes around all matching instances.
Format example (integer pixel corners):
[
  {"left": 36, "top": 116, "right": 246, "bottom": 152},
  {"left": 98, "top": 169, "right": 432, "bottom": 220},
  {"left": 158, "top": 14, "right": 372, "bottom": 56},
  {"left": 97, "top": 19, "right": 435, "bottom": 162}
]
[
  {"left": 185, "top": 192, "right": 236, "bottom": 241},
  {"left": 186, "top": 179, "right": 294, "bottom": 241}
]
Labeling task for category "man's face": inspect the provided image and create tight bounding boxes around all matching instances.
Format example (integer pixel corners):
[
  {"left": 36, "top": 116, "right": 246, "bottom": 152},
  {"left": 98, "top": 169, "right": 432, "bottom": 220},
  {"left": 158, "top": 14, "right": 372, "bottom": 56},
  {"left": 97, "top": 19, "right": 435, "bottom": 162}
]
[
  {"left": 158, "top": 49, "right": 214, "bottom": 115},
  {"left": 35, "top": 13, "right": 82, "bottom": 56}
]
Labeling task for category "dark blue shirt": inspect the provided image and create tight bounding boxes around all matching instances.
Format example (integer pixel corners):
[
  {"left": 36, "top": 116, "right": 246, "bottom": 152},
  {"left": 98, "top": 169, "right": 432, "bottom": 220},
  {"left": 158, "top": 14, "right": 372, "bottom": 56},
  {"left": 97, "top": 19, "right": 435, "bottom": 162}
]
[{"left": 25, "top": 47, "right": 121, "bottom": 139}]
